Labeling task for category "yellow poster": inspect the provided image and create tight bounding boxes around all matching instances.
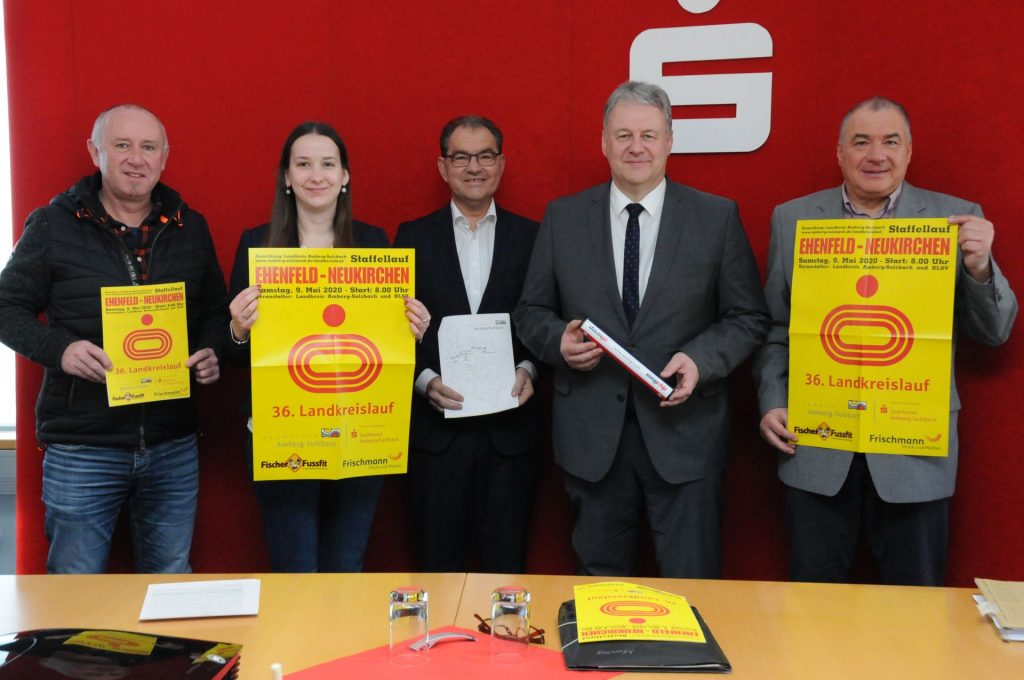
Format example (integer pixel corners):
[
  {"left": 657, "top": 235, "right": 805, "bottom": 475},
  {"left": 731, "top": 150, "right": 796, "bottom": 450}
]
[
  {"left": 789, "top": 219, "right": 956, "bottom": 455},
  {"left": 573, "top": 581, "right": 705, "bottom": 644},
  {"left": 249, "top": 248, "right": 414, "bottom": 481},
  {"left": 65, "top": 630, "right": 157, "bottom": 656},
  {"left": 101, "top": 282, "right": 190, "bottom": 407}
]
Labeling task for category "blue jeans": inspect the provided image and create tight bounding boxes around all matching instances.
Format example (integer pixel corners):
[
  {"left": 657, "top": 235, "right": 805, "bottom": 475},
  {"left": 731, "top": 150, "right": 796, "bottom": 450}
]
[
  {"left": 42, "top": 433, "right": 199, "bottom": 574},
  {"left": 247, "top": 432, "right": 383, "bottom": 572}
]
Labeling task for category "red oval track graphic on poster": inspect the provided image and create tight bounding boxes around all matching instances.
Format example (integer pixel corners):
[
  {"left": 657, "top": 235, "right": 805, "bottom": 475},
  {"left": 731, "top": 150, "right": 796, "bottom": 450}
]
[
  {"left": 123, "top": 328, "right": 173, "bottom": 360},
  {"left": 819, "top": 304, "right": 914, "bottom": 366},
  {"left": 598, "top": 601, "right": 671, "bottom": 617},
  {"left": 287, "top": 304, "right": 383, "bottom": 393}
]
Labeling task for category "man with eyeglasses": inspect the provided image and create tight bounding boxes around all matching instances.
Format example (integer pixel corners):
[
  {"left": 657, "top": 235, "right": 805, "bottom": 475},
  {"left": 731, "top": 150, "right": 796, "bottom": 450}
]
[
  {"left": 514, "top": 81, "right": 769, "bottom": 578},
  {"left": 394, "top": 115, "right": 541, "bottom": 572}
]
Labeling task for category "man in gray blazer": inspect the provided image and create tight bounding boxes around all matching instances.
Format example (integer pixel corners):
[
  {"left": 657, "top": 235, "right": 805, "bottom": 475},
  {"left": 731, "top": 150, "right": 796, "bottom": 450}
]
[
  {"left": 514, "top": 81, "right": 769, "bottom": 578},
  {"left": 754, "top": 96, "right": 1017, "bottom": 586}
]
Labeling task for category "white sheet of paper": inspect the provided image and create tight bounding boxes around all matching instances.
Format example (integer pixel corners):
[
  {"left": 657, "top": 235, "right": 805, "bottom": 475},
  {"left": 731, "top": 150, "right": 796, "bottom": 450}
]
[
  {"left": 438, "top": 313, "right": 519, "bottom": 419},
  {"left": 139, "top": 579, "right": 261, "bottom": 621}
]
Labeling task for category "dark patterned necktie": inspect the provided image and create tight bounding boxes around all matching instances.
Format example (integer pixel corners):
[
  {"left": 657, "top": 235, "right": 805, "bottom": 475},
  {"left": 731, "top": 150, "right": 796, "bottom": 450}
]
[{"left": 622, "top": 203, "right": 643, "bottom": 327}]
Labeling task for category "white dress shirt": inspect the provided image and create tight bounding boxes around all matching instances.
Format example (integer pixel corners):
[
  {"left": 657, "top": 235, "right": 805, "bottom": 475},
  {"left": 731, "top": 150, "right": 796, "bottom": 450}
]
[
  {"left": 414, "top": 199, "right": 536, "bottom": 396},
  {"left": 453, "top": 200, "right": 497, "bottom": 314},
  {"left": 609, "top": 178, "right": 667, "bottom": 305}
]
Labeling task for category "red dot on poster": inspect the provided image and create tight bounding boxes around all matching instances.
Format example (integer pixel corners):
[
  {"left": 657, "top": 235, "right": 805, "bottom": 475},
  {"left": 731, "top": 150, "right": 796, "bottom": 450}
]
[
  {"left": 855, "top": 275, "right": 879, "bottom": 298},
  {"left": 141, "top": 314, "right": 154, "bottom": 326},
  {"left": 323, "top": 304, "right": 346, "bottom": 327},
  {"left": 629, "top": 618, "right": 646, "bottom": 624}
]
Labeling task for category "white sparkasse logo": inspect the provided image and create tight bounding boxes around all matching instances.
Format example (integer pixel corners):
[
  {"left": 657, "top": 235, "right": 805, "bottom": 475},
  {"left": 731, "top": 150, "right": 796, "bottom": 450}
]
[{"left": 630, "top": 1, "right": 773, "bottom": 154}]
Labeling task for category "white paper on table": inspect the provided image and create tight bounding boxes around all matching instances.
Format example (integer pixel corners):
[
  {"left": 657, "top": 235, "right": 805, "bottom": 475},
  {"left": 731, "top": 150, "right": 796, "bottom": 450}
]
[
  {"left": 438, "top": 313, "right": 519, "bottom": 419},
  {"left": 139, "top": 579, "right": 261, "bottom": 621}
]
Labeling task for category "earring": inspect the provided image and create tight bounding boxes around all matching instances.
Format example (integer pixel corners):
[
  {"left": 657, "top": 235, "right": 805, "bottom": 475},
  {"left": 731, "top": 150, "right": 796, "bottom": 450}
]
[
  {"left": 341, "top": 185, "right": 348, "bottom": 194},
  {"left": 285, "top": 186, "right": 292, "bottom": 195}
]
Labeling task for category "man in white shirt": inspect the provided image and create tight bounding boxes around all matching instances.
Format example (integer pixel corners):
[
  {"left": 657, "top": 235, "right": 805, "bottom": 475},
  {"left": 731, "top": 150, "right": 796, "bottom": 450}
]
[{"left": 394, "top": 116, "right": 541, "bottom": 572}]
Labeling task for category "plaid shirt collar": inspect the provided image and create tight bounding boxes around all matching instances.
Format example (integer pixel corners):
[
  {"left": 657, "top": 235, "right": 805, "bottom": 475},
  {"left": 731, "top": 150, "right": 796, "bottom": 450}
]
[
  {"left": 108, "top": 202, "right": 164, "bottom": 283},
  {"left": 73, "top": 175, "right": 184, "bottom": 283}
]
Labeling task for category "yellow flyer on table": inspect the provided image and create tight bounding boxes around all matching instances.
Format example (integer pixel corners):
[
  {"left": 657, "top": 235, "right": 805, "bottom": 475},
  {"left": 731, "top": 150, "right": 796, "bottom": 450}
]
[
  {"left": 789, "top": 219, "right": 956, "bottom": 455},
  {"left": 573, "top": 581, "right": 705, "bottom": 643},
  {"left": 101, "top": 282, "right": 189, "bottom": 407},
  {"left": 249, "top": 248, "right": 414, "bottom": 481}
]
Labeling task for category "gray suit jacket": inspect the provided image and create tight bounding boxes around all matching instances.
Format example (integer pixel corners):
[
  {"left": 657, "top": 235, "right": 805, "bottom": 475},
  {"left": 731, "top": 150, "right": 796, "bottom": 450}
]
[
  {"left": 753, "top": 183, "right": 1018, "bottom": 502},
  {"left": 514, "top": 180, "right": 769, "bottom": 484}
]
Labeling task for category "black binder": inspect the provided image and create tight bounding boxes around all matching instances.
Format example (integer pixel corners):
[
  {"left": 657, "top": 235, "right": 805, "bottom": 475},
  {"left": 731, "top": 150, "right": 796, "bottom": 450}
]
[
  {"left": 558, "top": 599, "right": 731, "bottom": 673},
  {"left": 0, "top": 628, "right": 240, "bottom": 679}
]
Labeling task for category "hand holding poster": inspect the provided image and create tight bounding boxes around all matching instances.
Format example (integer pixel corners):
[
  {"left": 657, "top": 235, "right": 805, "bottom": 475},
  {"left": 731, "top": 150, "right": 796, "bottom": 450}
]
[
  {"left": 249, "top": 248, "right": 415, "bottom": 480},
  {"left": 101, "top": 282, "right": 190, "bottom": 407},
  {"left": 788, "top": 219, "right": 956, "bottom": 455}
]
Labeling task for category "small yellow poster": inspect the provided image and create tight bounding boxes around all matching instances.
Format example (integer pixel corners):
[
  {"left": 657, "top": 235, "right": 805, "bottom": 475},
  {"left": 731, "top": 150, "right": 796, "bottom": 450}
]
[
  {"left": 789, "top": 219, "right": 956, "bottom": 455},
  {"left": 65, "top": 630, "right": 157, "bottom": 656},
  {"left": 573, "top": 581, "right": 705, "bottom": 644},
  {"left": 249, "top": 248, "right": 415, "bottom": 481},
  {"left": 101, "top": 282, "right": 190, "bottom": 407}
]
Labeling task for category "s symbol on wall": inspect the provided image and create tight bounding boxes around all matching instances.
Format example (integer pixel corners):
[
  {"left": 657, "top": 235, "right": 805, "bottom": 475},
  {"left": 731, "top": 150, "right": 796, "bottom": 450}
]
[{"left": 631, "top": 2, "right": 772, "bottom": 154}]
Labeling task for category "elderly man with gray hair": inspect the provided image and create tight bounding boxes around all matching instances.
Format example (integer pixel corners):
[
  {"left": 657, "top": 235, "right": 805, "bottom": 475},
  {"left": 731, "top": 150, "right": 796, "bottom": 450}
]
[
  {"left": 514, "top": 81, "right": 769, "bottom": 577},
  {"left": 0, "top": 104, "right": 229, "bottom": 573}
]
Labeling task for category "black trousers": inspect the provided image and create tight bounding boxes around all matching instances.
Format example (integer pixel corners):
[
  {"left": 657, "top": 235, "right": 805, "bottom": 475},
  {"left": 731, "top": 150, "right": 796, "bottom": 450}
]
[
  {"left": 564, "top": 416, "right": 722, "bottom": 579},
  {"left": 407, "top": 430, "right": 537, "bottom": 573},
  {"left": 786, "top": 454, "right": 949, "bottom": 586}
]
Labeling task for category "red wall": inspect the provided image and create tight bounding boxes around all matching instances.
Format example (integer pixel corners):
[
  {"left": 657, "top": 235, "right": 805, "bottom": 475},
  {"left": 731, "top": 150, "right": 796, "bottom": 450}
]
[{"left": 5, "top": 1, "right": 1023, "bottom": 584}]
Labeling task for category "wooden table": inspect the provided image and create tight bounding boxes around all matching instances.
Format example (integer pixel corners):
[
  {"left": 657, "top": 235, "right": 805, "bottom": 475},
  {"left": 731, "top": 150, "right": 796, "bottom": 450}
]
[
  {"left": 2, "top": 572, "right": 1021, "bottom": 678},
  {"left": 0, "top": 572, "right": 466, "bottom": 677},
  {"left": 457, "top": 573, "right": 1024, "bottom": 679}
]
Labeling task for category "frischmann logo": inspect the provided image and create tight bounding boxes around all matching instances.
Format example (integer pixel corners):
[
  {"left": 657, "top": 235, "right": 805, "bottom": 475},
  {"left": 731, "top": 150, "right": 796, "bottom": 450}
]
[
  {"left": 631, "top": 1, "right": 773, "bottom": 153},
  {"left": 123, "top": 313, "right": 173, "bottom": 360},
  {"left": 288, "top": 304, "right": 382, "bottom": 394}
]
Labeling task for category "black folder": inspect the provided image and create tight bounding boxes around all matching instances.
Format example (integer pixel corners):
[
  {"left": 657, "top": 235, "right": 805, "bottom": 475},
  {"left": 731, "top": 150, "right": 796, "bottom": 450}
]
[
  {"left": 558, "top": 599, "right": 731, "bottom": 673},
  {"left": 0, "top": 628, "right": 240, "bottom": 679}
]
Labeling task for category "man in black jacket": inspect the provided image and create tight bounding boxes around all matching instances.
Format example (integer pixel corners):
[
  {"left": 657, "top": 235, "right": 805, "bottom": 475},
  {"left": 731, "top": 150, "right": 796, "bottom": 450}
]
[
  {"left": 0, "top": 104, "right": 229, "bottom": 573},
  {"left": 393, "top": 116, "right": 541, "bottom": 572}
]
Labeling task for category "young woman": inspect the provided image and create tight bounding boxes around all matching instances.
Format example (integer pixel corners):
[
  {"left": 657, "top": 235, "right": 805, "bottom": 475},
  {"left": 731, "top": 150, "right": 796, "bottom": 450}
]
[{"left": 226, "top": 121, "right": 429, "bottom": 572}]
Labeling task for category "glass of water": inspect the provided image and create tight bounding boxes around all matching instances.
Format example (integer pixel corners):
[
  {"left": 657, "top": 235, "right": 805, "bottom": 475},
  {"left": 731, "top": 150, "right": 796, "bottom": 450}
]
[
  {"left": 388, "top": 586, "right": 429, "bottom": 665},
  {"left": 490, "top": 585, "right": 530, "bottom": 664}
]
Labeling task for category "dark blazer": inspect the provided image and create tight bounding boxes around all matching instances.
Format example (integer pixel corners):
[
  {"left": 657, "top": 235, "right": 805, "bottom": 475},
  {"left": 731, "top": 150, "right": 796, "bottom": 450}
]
[
  {"left": 226, "top": 220, "right": 389, "bottom": 413},
  {"left": 394, "top": 205, "right": 541, "bottom": 456},
  {"left": 753, "top": 183, "right": 1018, "bottom": 502},
  {"left": 514, "top": 180, "right": 770, "bottom": 483}
]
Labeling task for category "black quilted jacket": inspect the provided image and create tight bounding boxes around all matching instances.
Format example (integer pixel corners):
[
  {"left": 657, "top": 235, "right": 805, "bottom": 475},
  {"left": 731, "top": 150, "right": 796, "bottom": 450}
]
[{"left": 0, "top": 173, "right": 229, "bottom": 446}]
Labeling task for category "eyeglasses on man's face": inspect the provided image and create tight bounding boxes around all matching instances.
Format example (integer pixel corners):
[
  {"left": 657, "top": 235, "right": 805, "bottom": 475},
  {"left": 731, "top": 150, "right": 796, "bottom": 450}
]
[{"left": 444, "top": 151, "right": 501, "bottom": 167}]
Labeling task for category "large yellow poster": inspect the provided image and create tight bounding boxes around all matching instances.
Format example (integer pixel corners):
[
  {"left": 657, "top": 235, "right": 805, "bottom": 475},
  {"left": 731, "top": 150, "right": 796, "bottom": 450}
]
[
  {"left": 789, "top": 219, "right": 956, "bottom": 455},
  {"left": 249, "top": 248, "right": 414, "bottom": 480},
  {"left": 101, "top": 282, "right": 190, "bottom": 407}
]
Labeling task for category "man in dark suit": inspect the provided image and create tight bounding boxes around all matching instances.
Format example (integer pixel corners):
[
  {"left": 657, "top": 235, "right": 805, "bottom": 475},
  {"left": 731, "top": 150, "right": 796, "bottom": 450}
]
[
  {"left": 394, "top": 115, "right": 541, "bottom": 573},
  {"left": 514, "top": 82, "right": 769, "bottom": 578},
  {"left": 753, "top": 97, "right": 1017, "bottom": 585}
]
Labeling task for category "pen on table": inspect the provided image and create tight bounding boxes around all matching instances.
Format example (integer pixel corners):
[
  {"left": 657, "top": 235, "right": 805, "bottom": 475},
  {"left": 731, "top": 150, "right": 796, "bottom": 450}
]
[{"left": 271, "top": 662, "right": 283, "bottom": 680}]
